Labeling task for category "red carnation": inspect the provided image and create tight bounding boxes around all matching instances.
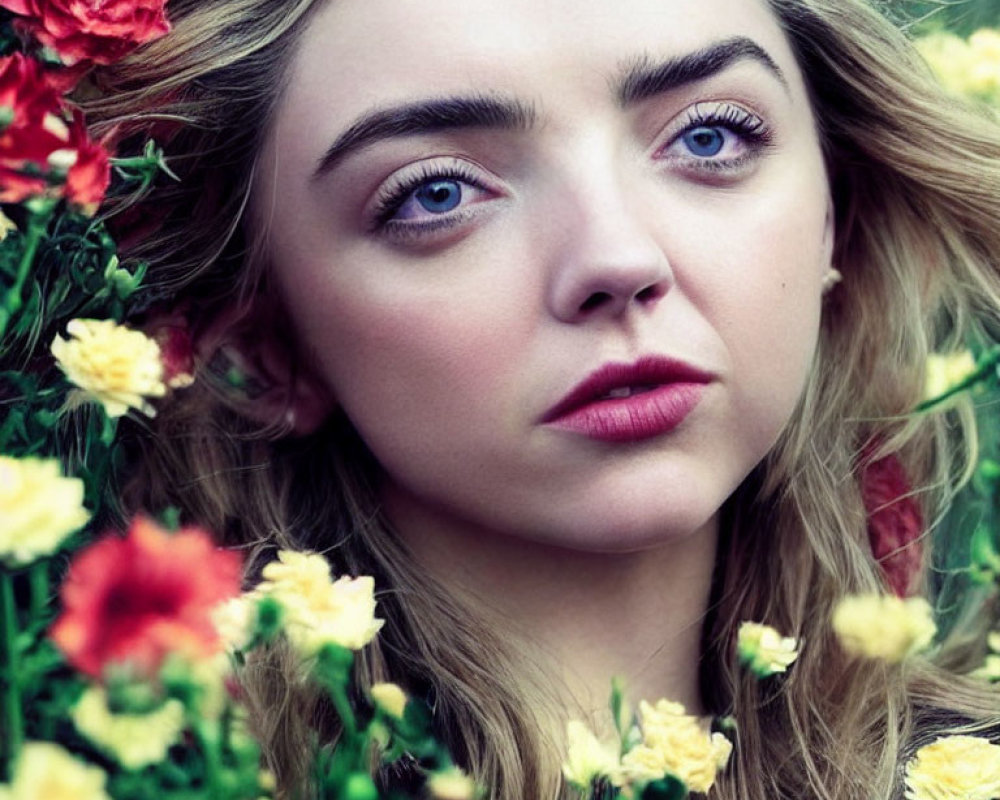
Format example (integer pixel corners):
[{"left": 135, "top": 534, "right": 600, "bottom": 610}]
[
  {"left": 861, "top": 451, "right": 925, "bottom": 597},
  {"left": 149, "top": 319, "right": 194, "bottom": 389},
  {"left": 0, "top": 0, "right": 170, "bottom": 66},
  {"left": 0, "top": 49, "right": 62, "bottom": 125},
  {"left": 0, "top": 53, "right": 110, "bottom": 209},
  {"left": 63, "top": 108, "right": 110, "bottom": 213},
  {"left": 50, "top": 516, "right": 242, "bottom": 680}
]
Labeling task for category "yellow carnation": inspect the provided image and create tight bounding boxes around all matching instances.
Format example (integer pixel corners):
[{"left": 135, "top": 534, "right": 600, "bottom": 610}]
[
  {"left": 426, "top": 767, "right": 479, "bottom": 800},
  {"left": 924, "top": 350, "right": 977, "bottom": 403},
  {"left": 51, "top": 318, "right": 166, "bottom": 418},
  {"left": 562, "top": 719, "right": 623, "bottom": 789},
  {"left": 371, "top": 682, "right": 408, "bottom": 719},
  {"left": 905, "top": 735, "right": 1000, "bottom": 800},
  {"left": 0, "top": 209, "right": 16, "bottom": 241},
  {"left": 832, "top": 595, "right": 936, "bottom": 663},
  {"left": 258, "top": 550, "right": 384, "bottom": 656},
  {"left": 621, "top": 699, "right": 732, "bottom": 794},
  {"left": 736, "top": 621, "right": 800, "bottom": 677},
  {"left": 972, "top": 653, "right": 1000, "bottom": 682},
  {"left": 0, "top": 741, "right": 110, "bottom": 800},
  {"left": 0, "top": 456, "right": 89, "bottom": 566},
  {"left": 971, "top": 631, "right": 1000, "bottom": 681},
  {"left": 212, "top": 593, "right": 259, "bottom": 652},
  {"left": 71, "top": 686, "right": 185, "bottom": 769}
]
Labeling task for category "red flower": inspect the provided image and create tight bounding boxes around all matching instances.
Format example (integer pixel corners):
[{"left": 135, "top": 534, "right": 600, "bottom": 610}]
[
  {"left": 63, "top": 108, "right": 110, "bottom": 214},
  {"left": 861, "top": 451, "right": 925, "bottom": 597},
  {"left": 149, "top": 319, "right": 194, "bottom": 389},
  {"left": 50, "top": 516, "right": 242, "bottom": 679},
  {"left": 0, "top": 0, "right": 170, "bottom": 66},
  {"left": 0, "top": 49, "right": 62, "bottom": 125},
  {"left": 0, "top": 53, "right": 110, "bottom": 209}
]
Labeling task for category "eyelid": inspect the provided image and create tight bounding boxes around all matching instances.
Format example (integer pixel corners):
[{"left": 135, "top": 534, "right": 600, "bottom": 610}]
[
  {"left": 366, "top": 155, "right": 502, "bottom": 232},
  {"left": 656, "top": 100, "right": 766, "bottom": 147},
  {"left": 651, "top": 99, "right": 773, "bottom": 177}
]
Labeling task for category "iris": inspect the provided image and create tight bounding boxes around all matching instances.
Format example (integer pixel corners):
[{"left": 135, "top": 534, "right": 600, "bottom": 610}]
[
  {"left": 416, "top": 180, "right": 462, "bottom": 213},
  {"left": 682, "top": 126, "right": 725, "bottom": 157}
]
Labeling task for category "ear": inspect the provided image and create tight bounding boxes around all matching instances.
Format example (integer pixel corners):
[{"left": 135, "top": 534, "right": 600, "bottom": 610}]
[{"left": 193, "top": 301, "right": 335, "bottom": 435}]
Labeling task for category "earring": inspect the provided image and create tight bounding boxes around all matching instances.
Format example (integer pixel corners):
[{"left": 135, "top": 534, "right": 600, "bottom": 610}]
[{"left": 821, "top": 268, "right": 843, "bottom": 295}]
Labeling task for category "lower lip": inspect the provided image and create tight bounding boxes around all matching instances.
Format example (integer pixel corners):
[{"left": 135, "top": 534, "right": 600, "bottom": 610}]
[{"left": 544, "top": 383, "right": 705, "bottom": 443}]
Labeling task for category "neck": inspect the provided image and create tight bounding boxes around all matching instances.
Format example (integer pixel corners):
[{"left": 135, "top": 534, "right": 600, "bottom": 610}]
[{"left": 385, "top": 489, "right": 719, "bottom": 728}]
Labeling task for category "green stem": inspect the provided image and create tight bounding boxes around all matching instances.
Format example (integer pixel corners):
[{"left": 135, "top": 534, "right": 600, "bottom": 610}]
[
  {"left": 327, "top": 680, "right": 358, "bottom": 740},
  {"left": 195, "top": 720, "right": 222, "bottom": 797},
  {"left": 915, "top": 345, "right": 1000, "bottom": 413},
  {"left": 0, "top": 570, "right": 24, "bottom": 778},
  {"left": 0, "top": 212, "right": 47, "bottom": 341},
  {"left": 28, "top": 562, "right": 48, "bottom": 623}
]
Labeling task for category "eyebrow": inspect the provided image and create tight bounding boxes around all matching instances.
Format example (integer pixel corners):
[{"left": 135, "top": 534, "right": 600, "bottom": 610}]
[
  {"left": 312, "top": 94, "right": 536, "bottom": 179},
  {"left": 311, "top": 36, "right": 786, "bottom": 180},
  {"left": 615, "top": 37, "right": 787, "bottom": 106}
]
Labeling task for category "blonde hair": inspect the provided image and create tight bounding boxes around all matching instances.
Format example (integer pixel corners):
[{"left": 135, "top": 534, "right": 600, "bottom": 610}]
[{"left": 92, "top": 0, "right": 1000, "bottom": 797}]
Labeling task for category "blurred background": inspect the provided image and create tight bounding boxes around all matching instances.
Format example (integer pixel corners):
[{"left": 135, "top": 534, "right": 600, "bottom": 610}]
[
  {"left": 894, "top": 0, "right": 999, "bottom": 648},
  {"left": 900, "top": 0, "right": 999, "bottom": 105},
  {"left": 899, "top": 0, "right": 997, "bottom": 35}
]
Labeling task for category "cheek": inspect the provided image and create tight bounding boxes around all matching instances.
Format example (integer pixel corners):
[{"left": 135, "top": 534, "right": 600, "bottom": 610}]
[
  {"left": 685, "top": 169, "right": 828, "bottom": 446},
  {"left": 276, "top": 245, "right": 537, "bottom": 456}
]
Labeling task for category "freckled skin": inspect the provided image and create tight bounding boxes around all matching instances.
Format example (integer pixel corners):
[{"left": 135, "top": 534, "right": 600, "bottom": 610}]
[{"left": 257, "top": 0, "right": 833, "bottom": 554}]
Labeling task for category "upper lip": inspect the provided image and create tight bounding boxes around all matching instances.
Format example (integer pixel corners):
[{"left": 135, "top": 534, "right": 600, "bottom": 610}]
[{"left": 541, "top": 355, "right": 714, "bottom": 423}]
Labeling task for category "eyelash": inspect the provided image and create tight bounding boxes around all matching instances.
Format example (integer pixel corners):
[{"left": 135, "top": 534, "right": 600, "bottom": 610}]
[{"left": 369, "top": 102, "right": 774, "bottom": 236}]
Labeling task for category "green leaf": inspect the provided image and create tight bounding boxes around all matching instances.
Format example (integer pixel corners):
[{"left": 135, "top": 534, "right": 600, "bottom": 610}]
[{"left": 640, "top": 775, "right": 689, "bottom": 800}]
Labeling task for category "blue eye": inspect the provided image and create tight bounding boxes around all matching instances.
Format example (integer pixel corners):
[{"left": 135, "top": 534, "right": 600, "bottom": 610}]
[
  {"left": 372, "top": 161, "right": 492, "bottom": 231},
  {"left": 659, "top": 103, "right": 773, "bottom": 173},
  {"left": 415, "top": 180, "right": 462, "bottom": 213},
  {"left": 682, "top": 126, "right": 725, "bottom": 157}
]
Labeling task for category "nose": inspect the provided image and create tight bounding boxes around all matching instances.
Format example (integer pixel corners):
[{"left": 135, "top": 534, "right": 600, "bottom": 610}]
[{"left": 545, "top": 175, "right": 673, "bottom": 324}]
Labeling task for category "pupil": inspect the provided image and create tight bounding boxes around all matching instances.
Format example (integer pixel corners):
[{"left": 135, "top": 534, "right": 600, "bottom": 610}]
[
  {"left": 416, "top": 180, "right": 461, "bottom": 213},
  {"left": 684, "top": 127, "right": 725, "bottom": 157}
]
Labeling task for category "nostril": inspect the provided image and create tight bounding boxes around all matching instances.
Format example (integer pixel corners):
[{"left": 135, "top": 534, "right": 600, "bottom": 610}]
[
  {"left": 580, "top": 291, "right": 613, "bottom": 313},
  {"left": 635, "top": 284, "right": 663, "bottom": 304}
]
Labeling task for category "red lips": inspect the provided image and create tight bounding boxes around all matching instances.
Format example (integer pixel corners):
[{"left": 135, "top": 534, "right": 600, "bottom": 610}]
[{"left": 541, "top": 355, "right": 713, "bottom": 442}]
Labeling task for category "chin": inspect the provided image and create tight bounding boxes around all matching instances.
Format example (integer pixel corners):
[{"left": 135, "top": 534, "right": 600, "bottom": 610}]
[{"left": 517, "top": 491, "right": 722, "bottom": 555}]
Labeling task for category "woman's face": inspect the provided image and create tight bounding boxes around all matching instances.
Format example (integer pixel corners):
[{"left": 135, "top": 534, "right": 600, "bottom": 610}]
[{"left": 258, "top": 0, "right": 833, "bottom": 552}]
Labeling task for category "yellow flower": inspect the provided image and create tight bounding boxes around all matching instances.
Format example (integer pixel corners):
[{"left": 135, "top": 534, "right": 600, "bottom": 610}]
[
  {"left": 0, "top": 456, "right": 89, "bottom": 566},
  {"left": 212, "top": 593, "right": 259, "bottom": 652},
  {"left": 736, "top": 621, "right": 800, "bottom": 677},
  {"left": 0, "top": 209, "right": 16, "bottom": 241},
  {"left": 971, "top": 632, "right": 1000, "bottom": 681},
  {"left": 971, "top": 654, "right": 1000, "bottom": 682},
  {"left": 258, "top": 550, "right": 384, "bottom": 656},
  {"left": 426, "top": 767, "right": 479, "bottom": 800},
  {"left": 831, "top": 595, "right": 936, "bottom": 663},
  {"left": 924, "top": 350, "right": 977, "bottom": 403},
  {"left": 905, "top": 735, "right": 1000, "bottom": 800},
  {"left": 562, "top": 719, "right": 623, "bottom": 789},
  {"left": 70, "top": 686, "right": 186, "bottom": 769},
  {"left": 371, "top": 682, "right": 408, "bottom": 719},
  {"left": 51, "top": 319, "right": 166, "bottom": 418},
  {"left": 0, "top": 741, "right": 110, "bottom": 800},
  {"left": 620, "top": 699, "right": 732, "bottom": 794}
]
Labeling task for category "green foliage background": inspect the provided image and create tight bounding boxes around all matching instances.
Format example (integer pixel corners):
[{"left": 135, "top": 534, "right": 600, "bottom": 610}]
[{"left": 897, "top": 0, "right": 998, "bottom": 34}]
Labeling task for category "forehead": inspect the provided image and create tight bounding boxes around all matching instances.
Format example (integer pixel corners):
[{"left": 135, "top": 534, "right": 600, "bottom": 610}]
[{"left": 271, "top": 0, "right": 806, "bottom": 175}]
